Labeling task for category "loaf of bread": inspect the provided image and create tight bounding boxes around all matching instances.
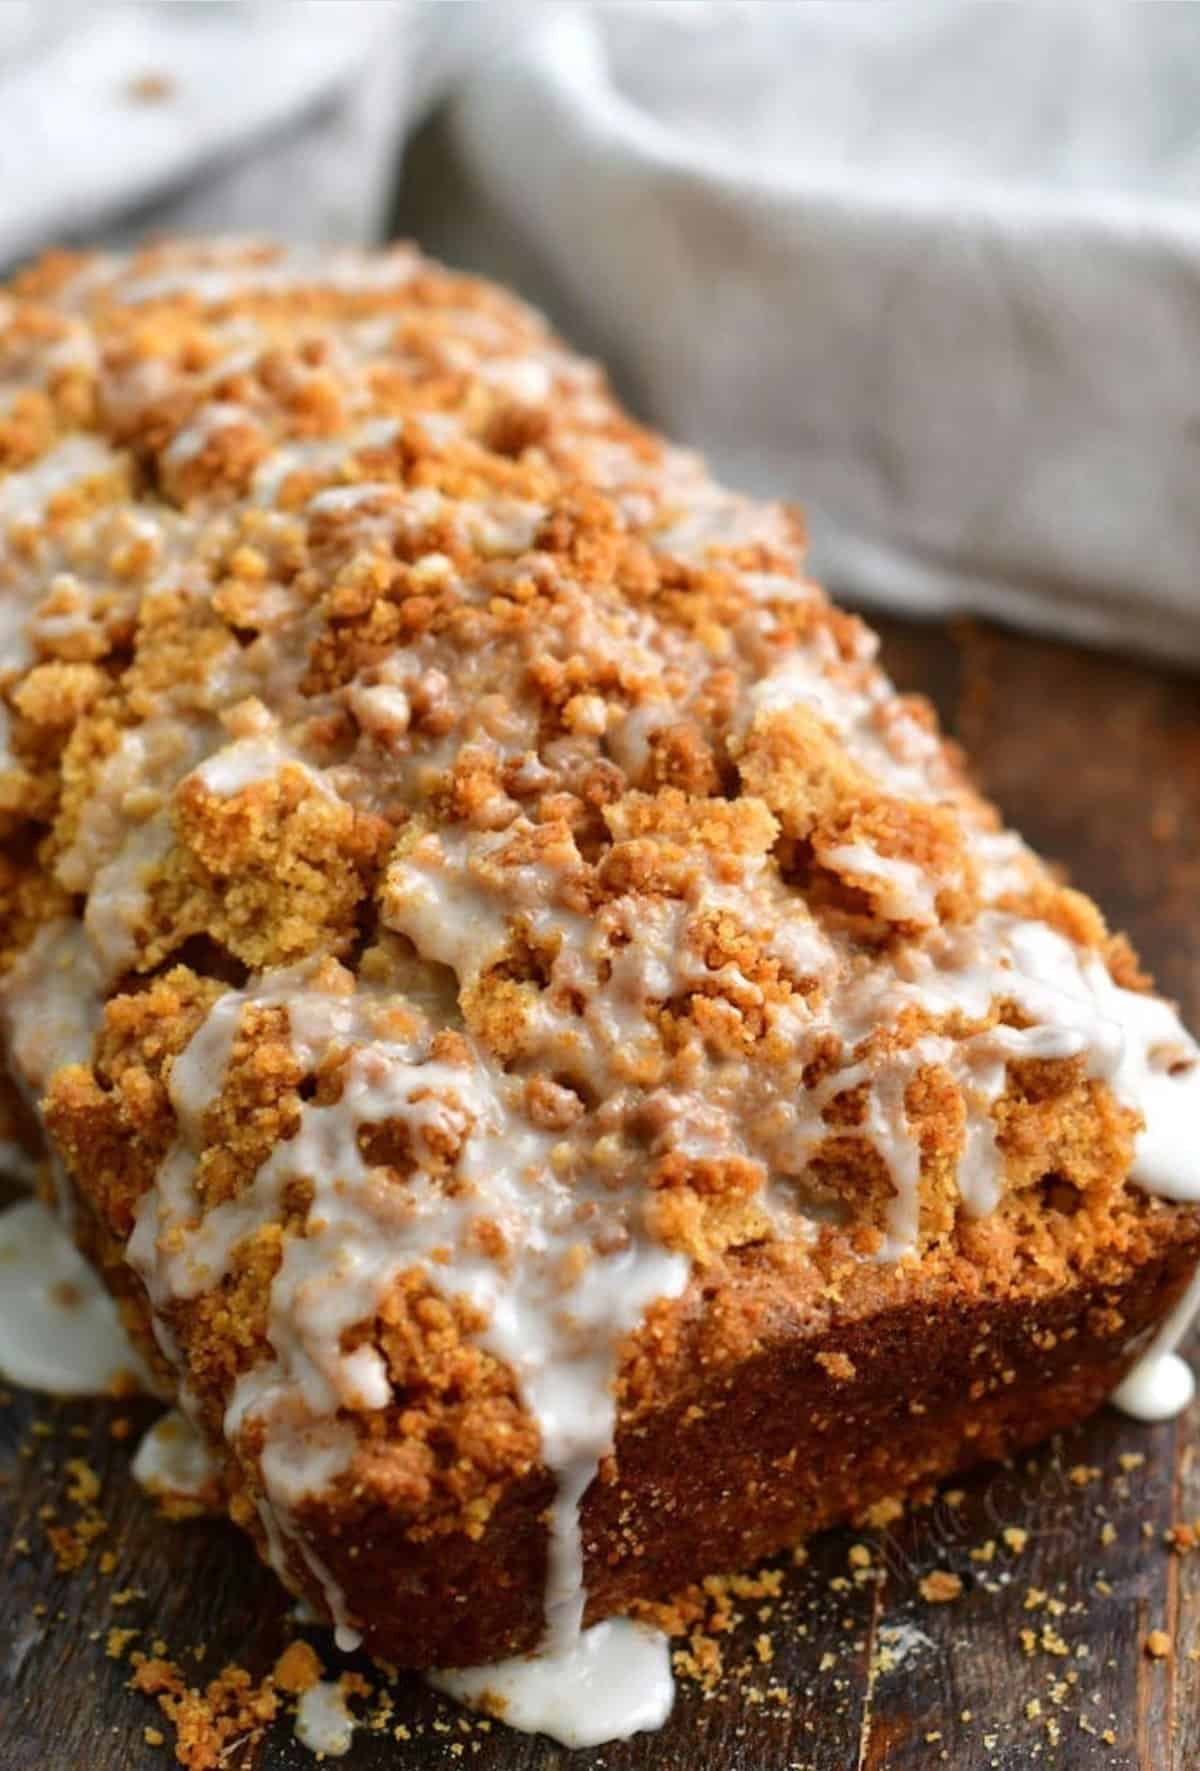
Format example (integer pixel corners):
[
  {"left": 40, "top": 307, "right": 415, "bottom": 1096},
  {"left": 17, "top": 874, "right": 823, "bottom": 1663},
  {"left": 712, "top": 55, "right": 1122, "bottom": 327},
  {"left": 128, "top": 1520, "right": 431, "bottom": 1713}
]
[{"left": 1, "top": 239, "right": 1198, "bottom": 1675}]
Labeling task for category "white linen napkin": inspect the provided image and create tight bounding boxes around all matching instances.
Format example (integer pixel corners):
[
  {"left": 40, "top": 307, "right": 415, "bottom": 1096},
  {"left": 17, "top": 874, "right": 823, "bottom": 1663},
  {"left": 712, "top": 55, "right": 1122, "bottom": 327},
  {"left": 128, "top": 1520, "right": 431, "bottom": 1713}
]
[{"left": 2, "top": 1, "right": 1198, "bottom": 663}]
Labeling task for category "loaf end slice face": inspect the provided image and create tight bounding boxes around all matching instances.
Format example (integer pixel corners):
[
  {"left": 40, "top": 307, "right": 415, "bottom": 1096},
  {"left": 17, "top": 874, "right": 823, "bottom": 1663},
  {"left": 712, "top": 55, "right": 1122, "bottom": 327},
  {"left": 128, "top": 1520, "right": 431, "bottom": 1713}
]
[{"left": 0, "top": 238, "right": 1196, "bottom": 1667}]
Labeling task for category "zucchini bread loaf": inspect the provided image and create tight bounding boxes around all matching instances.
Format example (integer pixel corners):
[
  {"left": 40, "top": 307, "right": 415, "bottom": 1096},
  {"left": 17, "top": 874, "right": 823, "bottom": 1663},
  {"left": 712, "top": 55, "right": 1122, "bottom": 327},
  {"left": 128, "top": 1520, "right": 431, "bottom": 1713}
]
[{"left": 1, "top": 238, "right": 1198, "bottom": 1673}]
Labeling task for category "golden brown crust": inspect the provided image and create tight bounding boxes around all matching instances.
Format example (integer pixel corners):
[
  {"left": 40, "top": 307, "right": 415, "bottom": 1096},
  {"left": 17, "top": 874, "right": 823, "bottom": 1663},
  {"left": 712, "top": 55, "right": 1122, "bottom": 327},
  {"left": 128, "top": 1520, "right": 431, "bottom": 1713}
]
[{"left": 287, "top": 1201, "right": 1200, "bottom": 1666}]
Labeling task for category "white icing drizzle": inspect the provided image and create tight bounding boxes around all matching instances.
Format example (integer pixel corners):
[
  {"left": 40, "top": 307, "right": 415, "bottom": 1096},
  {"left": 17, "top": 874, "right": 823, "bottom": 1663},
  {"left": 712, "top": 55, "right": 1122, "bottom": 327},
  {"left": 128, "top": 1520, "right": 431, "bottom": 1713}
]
[
  {"left": 114, "top": 243, "right": 420, "bottom": 308},
  {"left": 0, "top": 434, "right": 123, "bottom": 699},
  {"left": 192, "top": 735, "right": 324, "bottom": 798},
  {"left": 128, "top": 961, "right": 687, "bottom": 1665},
  {"left": 0, "top": 431, "right": 116, "bottom": 535},
  {"left": 100, "top": 793, "right": 1200, "bottom": 1728},
  {"left": 0, "top": 1197, "right": 151, "bottom": 1394},
  {"left": 1111, "top": 1261, "right": 1200, "bottom": 1422},
  {"left": 55, "top": 714, "right": 209, "bottom": 984},
  {"left": 478, "top": 354, "right": 553, "bottom": 405},
  {"left": 0, "top": 237, "right": 1197, "bottom": 1751},
  {"left": 823, "top": 842, "right": 939, "bottom": 927},
  {"left": 252, "top": 417, "right": 400, "bottom": 505},
  {"left": 0, "top": 920, "right": 105, "bottom": 1137},
  {"left": 163, "top": 401, "right": 251, "bottom": 468},
  {"left": 85, "top": 816, "right": 177, "bottom": 983}
]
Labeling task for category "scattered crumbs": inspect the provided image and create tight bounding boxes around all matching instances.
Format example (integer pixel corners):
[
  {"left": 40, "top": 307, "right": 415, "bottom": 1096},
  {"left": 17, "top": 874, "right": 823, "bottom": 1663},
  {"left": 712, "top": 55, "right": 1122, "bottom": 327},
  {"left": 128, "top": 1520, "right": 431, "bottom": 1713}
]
[
  {"left": 919, "top": 1571, "right": 963, "bottom": 1604},
  {"left": 860, "top": 1495, "right": 905, "bottom": 1530},
  {"left": 815, "top": 1350, "right": 856, "bottom": 1382},
  {"left": 130, "top": 1655, "right": 278, "bottom": 1770},
  {"left": 64, "top": 1458, "right": 100, "bottom": 1505},
  {"left": 274, "top": 1639, "right": 323, "bottom": 1696},
  {"left": 4, "top": 1345, "right": 1185, "bottom": 1763},
  {"left": 46, "top": 1479, "right": 107, "bottom": 1572}
]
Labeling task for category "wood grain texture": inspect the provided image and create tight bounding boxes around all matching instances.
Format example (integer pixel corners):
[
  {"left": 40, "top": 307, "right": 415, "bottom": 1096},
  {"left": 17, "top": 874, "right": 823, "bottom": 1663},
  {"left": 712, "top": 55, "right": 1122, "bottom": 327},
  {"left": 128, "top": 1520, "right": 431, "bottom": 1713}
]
[{"left": 1, "top": 611, "right": 1198, "bottom": 1770}]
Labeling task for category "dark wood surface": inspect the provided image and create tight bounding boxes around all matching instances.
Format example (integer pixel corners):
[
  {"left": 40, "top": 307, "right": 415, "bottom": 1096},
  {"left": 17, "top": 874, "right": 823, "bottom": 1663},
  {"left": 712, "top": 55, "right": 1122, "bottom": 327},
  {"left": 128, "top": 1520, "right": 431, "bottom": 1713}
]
[{"left": 1, "top": 611, "right": 1198, "bottom": 1771}]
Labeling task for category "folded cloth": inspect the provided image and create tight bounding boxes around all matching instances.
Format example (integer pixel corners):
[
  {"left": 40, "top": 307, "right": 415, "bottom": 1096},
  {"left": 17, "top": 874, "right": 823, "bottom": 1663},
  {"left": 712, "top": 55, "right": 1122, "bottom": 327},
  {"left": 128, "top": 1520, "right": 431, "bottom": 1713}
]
[
  {"left": 447, "top": 5, "right": 1200, "bottom": 664},
  {"left": 3, "top": 1, "right": 1199, "bottom": 662},
  {"left": 0, "top": 1, "right": 421, "bottom": 254}
]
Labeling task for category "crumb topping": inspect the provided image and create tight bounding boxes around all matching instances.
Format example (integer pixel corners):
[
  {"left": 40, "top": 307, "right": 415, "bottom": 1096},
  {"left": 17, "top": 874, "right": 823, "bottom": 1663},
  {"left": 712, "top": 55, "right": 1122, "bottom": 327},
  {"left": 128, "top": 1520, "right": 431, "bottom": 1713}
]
[{"left": 0, "top": 237, "right": 1197, "bottom": 1657}]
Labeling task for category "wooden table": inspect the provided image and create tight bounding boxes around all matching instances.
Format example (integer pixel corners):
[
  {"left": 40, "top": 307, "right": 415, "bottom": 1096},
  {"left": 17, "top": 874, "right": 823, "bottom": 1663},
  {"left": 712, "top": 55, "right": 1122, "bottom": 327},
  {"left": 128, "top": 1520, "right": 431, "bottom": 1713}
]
[{"left": 1, "top": 612, "right": 1198, "bottom": 1771}]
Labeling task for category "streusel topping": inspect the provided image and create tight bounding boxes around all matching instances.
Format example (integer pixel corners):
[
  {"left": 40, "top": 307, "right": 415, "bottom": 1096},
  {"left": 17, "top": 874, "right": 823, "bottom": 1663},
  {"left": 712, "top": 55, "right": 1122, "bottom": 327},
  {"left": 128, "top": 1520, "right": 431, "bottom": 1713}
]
[{"left": 1, "top": 239, "right": 1197, "bottom": 1669}]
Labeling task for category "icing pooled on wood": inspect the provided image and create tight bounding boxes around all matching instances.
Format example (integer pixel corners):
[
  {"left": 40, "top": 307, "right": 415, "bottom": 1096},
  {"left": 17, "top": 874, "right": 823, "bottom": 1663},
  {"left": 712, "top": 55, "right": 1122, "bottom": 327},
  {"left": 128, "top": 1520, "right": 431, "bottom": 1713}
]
[
  {"left": 0, "top": 1198, "right": 151, "bottom": 1395},
  {"left": 430, "top": 1619, "right": 674, "bottom": 1748},
  {"left": 294, "top": 1680, "right": 356, "bottom": 1759}
]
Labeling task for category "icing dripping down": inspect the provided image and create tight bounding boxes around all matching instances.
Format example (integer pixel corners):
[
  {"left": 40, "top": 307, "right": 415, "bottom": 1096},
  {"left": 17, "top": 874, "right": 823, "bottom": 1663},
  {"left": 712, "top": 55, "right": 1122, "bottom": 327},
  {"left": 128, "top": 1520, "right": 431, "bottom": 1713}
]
[
  {"left": 1112, "top": 1350, "right": 1196, "bottom": 1424},
  {"left": 127, "top": 961, "right": 687, "bottom": 1687},
  {"left": 1111, "top": 1266, "right": 1200, "bottom": 1423}
]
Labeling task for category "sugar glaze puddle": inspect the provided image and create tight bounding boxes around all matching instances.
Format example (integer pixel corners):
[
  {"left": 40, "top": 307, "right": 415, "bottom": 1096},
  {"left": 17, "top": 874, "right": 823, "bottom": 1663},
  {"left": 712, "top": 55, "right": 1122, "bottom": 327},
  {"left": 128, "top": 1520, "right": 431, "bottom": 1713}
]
[
  {"left": 0, "top": 1197, "right": 151, "bottom": 1395},
  {"left": 430, "top": 1618, "right": 674, "bottom": 1748}
]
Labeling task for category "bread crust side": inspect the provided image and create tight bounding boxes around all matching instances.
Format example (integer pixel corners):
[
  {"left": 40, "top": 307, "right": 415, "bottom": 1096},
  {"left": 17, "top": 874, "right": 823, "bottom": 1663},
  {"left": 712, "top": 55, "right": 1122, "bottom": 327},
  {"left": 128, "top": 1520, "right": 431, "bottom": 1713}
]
[{"left": 277, "top": 1201, "right": 1200, "bottom": 1666}]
